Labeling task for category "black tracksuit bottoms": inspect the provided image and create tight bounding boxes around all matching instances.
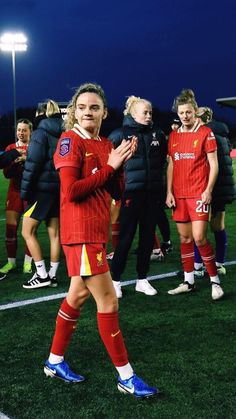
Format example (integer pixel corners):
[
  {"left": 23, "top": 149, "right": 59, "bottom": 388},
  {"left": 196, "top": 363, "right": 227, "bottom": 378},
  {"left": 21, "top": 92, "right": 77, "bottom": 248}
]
[{"left": 111, "top": 189, "right": 160, "bottom": 281}]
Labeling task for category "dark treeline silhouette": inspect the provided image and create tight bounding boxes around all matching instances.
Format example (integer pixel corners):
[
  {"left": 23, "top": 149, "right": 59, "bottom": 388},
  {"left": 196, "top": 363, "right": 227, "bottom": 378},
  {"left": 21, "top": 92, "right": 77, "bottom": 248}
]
[{"left": 1, "top": 107, "right": 236, "bottom": 149}]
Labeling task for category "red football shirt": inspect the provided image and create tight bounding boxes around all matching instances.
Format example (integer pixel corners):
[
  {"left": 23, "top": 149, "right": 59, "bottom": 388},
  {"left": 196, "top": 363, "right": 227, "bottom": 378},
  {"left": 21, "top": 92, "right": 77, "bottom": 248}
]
[
  {"left": 54, "top": 125, "right": 118, "bottom": 244},
  {"left": 168, "top": 123, "right": 217, "bottom": 198}
]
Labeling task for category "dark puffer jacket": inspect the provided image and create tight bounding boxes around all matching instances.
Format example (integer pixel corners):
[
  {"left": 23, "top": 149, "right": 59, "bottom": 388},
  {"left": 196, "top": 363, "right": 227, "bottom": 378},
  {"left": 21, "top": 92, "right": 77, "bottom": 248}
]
[
  {"left": 208, "top": 120, "right": 236, "bottom": 204},
  {"left": 21, "top": 114, "right": 63, "bottom": 200},
  {"left": 109, "top": 114, "right": 167, "bottom": 196}
]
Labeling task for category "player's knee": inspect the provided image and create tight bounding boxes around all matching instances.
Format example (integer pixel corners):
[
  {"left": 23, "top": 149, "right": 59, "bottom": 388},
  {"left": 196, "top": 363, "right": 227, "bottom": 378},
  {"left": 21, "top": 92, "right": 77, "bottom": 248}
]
[
  {"left": 195, "top": 237, "right": 207, "bottom": 247},
  {"left": 97, "top": 294, "right": 118, "bottom": 313},
  {"left": 179, "top": 235, "right": 192, "bottom": 244}
]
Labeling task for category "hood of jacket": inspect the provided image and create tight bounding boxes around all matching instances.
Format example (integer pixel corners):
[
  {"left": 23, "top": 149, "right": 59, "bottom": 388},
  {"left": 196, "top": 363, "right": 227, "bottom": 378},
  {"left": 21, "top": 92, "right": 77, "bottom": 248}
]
[
  {"left": 37, "top": 114, "right": 63, "bottom": 138},
  {"left": 122, "top": 114, "right": 153, "bottom": 133},
  {"left": 207, "top": 120, "right": 229, "bottom": 137}
]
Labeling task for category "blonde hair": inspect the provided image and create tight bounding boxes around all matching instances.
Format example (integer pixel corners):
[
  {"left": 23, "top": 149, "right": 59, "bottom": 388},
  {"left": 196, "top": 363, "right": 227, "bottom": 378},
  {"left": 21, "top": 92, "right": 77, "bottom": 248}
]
[
  {"left": 173, "top": 89, "right": 198, "bottom": 112},
  {"left": 64, "top": 82, "right": 107, "bottom": 131},
  {"left": 124, "top": 95, "right": 152, "bottom": 116},
  {"left": 45, "top": 99, "right": 60, "bottom": 117},
  {"left": 197, "top": 107, "right": 213, "bottom": 124}
]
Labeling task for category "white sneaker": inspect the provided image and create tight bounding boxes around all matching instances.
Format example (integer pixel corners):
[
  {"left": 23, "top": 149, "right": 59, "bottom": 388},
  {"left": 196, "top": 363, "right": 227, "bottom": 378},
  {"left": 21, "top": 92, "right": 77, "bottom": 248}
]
[
  {"left": 216, "top": 265, "right": 226, "bottom": 275},
  {"left": 168, "top": 282, "right": 195, "bottom": 295},
  {"left": 194, "top": 267, "right": 205, "bottom": 278},
  {"left": 211, "top": 283, "right": 224, "bottom": 300},
  {"left": 150, "top": 249, "right": 164, "bottom": 262},
  {"left": 106, "top": 252, "right": 114, "bottom": 260},
  {"left": 135, "top": 279, "right": 157, "bottom": 296},
  {"left": 112, "top": 281, "right": 122, "bottom": 298}
]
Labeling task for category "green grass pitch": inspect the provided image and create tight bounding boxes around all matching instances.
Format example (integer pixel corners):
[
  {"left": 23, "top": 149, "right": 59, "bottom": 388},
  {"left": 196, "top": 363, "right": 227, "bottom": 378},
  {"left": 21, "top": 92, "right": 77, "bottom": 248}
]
[{"left": 0, "top": 164, "right": 236, "bottom": 419}]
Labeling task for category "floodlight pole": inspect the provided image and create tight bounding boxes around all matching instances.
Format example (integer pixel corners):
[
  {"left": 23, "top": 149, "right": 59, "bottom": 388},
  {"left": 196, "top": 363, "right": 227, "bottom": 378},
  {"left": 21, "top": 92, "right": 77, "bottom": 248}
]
[
  {"left": 12, "top": 46, "right": 17, "bottom": 136},
  {"left": 0, "top": 32, "right": 28, "bottom": 137}
]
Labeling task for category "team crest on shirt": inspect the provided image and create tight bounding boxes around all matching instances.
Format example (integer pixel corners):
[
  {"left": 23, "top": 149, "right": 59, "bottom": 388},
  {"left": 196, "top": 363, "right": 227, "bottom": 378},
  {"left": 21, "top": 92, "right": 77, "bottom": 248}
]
[
  {"left": 59, "top": 138, "right": 71, "bottom": 156},
  {"left": 193, "top": 139, "right": 199, "bottom": 148},
  {"left": 96, "top": 252, "right": 103, "bottom": 267}
]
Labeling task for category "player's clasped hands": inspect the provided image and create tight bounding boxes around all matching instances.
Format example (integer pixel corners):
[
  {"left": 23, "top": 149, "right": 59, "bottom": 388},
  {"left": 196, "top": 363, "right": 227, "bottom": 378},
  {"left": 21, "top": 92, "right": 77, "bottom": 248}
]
[{"left": 107, "top": 137, "right": 137, "bottom": 170}]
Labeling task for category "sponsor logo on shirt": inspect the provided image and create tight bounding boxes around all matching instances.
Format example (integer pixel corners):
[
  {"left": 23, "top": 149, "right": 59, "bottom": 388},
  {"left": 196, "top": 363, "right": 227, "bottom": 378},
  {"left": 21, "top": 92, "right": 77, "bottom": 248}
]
[
  {"left": 174, "top": 152, "right": 195, "bottom": 161},
  {"left": 59, "top": 138, "right": 71, "bottom": 156}
]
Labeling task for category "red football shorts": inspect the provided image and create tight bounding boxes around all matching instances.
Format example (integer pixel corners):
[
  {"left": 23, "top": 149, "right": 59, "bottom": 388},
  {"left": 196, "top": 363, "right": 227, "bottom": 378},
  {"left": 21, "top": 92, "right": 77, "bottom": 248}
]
[
  {"left": 6, "top": 189, "right": 26, "bottom": 213},
  {"left": 62, "top": 243, "right": 109, "bottom": 277},
  {"left": 172, "top": 197, "right": 210, "bottom": 222}
]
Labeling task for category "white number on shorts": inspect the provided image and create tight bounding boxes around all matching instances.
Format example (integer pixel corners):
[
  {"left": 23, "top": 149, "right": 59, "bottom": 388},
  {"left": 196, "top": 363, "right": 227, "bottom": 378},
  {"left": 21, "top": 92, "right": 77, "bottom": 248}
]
[{"left": 196, "top": 200, "right": 209, "bottom": 213}]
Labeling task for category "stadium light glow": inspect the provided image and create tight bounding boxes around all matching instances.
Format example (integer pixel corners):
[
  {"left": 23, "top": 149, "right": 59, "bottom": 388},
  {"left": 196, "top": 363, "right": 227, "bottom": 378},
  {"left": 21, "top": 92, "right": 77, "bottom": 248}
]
[{"left": 0, "top": 32, "right": 28, "bottom": 135}]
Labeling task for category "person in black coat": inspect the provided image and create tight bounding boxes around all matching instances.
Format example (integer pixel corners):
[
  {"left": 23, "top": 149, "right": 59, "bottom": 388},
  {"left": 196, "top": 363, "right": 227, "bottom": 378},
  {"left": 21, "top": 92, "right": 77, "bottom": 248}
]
[
  {"left": 194, "top": 107, "right": 236, "bottom": 276},
  {"left": 109, "top": 95, "right": 168, "bottom": 298},
  {"left": 21, "top": 100, "right": 64, "bottom": 289}
]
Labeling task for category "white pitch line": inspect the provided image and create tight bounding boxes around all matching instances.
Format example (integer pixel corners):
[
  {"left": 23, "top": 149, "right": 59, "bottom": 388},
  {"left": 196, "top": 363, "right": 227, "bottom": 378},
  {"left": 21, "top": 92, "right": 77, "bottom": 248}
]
[
  {"left": 0, "top": 271, "right": 176, "bottom": 311},
  {"left": 0, "top": 292, "right": 67, "bottom": 311},
  {"left": 0, "top": 260, "right": 235, "bottom": 312}
]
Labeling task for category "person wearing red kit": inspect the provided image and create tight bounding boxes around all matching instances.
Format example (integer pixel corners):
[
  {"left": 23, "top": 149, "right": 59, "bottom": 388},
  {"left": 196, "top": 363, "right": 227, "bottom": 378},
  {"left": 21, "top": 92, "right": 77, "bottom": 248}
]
[
  {"left": 44, "top": 83, "right": 159, "bottom": 399},
  {"left": 166, "top": 89, "right": 224, "bottom": 300},
  {"left": 0, "top": 119, "right": 33, "bottom": 280}
]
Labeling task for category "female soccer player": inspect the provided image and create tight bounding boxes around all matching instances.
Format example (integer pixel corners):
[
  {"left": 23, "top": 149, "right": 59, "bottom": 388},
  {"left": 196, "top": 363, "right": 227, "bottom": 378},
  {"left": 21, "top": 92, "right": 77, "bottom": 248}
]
[
  {"left": 0, "top": 119, "right": 33, "bottom": 278},
  {"left": 44, "top": 83, "right": 158, "bottom": 398},
  {"left": 166, "top": 89, "right": 224, "bottom": 300}
]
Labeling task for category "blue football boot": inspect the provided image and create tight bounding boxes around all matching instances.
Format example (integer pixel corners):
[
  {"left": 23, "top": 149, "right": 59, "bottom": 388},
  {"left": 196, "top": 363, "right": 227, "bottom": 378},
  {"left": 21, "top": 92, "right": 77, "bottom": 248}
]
[
  {"left": 44, "top": 360, "right": 85, "bottom": 383},
  {"left": 118, "top": 374, "right": 158, "bottom": 398}
]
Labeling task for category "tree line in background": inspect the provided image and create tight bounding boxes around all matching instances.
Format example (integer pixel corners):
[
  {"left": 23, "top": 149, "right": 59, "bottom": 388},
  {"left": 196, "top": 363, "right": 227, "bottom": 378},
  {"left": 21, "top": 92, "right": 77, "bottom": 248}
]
[{"left": 1, "top": 107, "right": 236, "bottom": 149}]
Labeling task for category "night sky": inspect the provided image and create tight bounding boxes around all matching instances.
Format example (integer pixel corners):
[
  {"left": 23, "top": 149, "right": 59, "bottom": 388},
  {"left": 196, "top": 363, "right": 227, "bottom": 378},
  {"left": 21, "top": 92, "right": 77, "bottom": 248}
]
[{"left": 0, "top": 0, "right": 236, "bottom": 126}]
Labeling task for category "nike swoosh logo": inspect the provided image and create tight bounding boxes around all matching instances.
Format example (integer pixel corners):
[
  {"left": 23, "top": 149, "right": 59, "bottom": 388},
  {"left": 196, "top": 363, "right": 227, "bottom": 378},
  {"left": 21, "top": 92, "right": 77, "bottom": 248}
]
[
  {"left": 46, "top": 366, "right": 57, "bottom": 374},
  {"left": 127, "top": 135, "right": 133, "bottom": 139},
  {"left": 111, "top": 330, "right": 120, "bottom": 337},
  {"left": 198, "top": 213, "right": 206, "bottom": 217},
  {"left": 85, "top": 152, "right": 93, "bottom": 157},
  {"left": 172, "top": 143, "right": 178, "bottom": 147},
  {"left": 119, "top": 383, "right": 135, "bottom": 394}
]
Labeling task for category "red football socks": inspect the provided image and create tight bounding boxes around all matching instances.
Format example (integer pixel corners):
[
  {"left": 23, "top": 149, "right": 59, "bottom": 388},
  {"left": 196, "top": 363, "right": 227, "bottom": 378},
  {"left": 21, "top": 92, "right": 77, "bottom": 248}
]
[
  {"left": 181, "top": 242, "right": 194, "bottom": 272},
  {"left": 197, "top": 240, "right": 217, "bottom": 277},
  {"left": 97, "top": 311, "right": 128, "bottom": 367},
  {"left": 50, "top": 298, "right": 80, "bottom": 356},
  {"left": 6, "top": 224, "right": 17, "bottom": 258}
]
